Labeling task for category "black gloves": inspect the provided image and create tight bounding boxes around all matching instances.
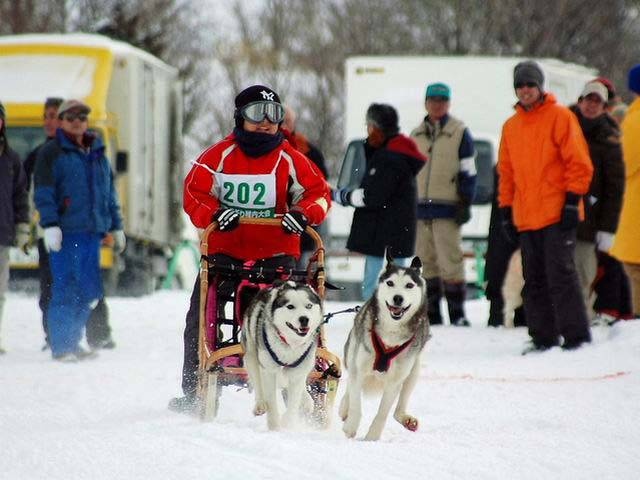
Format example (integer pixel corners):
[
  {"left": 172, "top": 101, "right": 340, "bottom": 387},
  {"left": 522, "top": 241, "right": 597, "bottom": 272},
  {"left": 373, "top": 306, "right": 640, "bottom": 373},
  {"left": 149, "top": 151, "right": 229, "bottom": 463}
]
[
  {"left": 214, "top": 208, "right": 240, "bottom": 231},
  {"left": 500, "top": 207, "right": 518, "bottom": 244},
  {"left": 282, "top": 211, "right": 308, "bottom": 235},
  {"left": 454, "top": 202, "right": 471, "bottom": 225},
  {"left": 560, "top": 192, "right": 581, "bottom": 230}
]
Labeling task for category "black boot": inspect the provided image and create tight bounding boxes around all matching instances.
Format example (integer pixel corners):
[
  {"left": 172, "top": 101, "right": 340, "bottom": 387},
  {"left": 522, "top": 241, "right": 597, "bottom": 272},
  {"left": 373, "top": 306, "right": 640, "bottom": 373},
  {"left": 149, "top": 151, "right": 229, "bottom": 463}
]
[
  {"left": 487, "top": 298, "right": 504, "bottom": 327},
  {"left": 426, "top": 277, "right": 443, "bottom": 325},
  {"left": 444, "top": 281, "right": 470, "bottom": 326}
]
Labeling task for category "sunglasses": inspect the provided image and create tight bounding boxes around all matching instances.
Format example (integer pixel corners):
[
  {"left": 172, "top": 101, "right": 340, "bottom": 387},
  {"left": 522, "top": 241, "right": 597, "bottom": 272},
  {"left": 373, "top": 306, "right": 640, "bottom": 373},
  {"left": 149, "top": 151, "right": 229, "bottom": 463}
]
[
  {"left": 63, "top": 112, "right": 88, "bottom": 122},
  {"left": 515, "top": 82, "right": 539, "bottom": 89},
  {"left": 240, "top": 101, "right": 285, "bottom": 124}
]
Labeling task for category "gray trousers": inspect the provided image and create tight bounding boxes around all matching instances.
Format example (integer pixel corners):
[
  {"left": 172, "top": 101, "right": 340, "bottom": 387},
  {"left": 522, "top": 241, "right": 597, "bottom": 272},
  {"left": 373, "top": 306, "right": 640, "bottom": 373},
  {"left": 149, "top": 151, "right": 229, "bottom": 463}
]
[{"left": 415, "top": 218, "right": 465, "bottom": 282}]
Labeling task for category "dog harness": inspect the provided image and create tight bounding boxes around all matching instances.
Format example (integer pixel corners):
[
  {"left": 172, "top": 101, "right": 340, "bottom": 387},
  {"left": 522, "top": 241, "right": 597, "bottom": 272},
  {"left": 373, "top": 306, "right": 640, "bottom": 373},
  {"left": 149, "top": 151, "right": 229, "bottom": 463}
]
[
  {"left": 370, "top": 329, "right": 415, "bottom": 373},
  {"left": 262, "top": 325, "right": 315, "bottom": 368}
]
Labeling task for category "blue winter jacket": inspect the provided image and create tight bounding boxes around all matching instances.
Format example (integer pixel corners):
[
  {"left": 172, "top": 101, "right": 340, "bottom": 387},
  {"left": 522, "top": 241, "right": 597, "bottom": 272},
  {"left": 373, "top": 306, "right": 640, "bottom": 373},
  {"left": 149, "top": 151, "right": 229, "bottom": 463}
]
[{"left": 34, "top": 129, "right": 123, "bottom": 234}]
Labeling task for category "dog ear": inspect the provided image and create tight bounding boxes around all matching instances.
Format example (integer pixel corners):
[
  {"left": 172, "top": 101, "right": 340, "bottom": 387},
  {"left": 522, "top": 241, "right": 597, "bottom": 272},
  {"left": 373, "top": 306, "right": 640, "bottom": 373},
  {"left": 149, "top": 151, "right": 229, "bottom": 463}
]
[{"left": 410, "top": 256, "right": 422, "bottom": 272}]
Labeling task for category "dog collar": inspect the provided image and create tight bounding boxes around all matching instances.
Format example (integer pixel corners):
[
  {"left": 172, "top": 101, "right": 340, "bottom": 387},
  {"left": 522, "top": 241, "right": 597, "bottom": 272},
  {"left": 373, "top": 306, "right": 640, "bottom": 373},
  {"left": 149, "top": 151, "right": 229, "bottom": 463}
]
[
  {"left": 262, "top": 324, "right": 315, "bottom": 368},
  {"left": 370, "top": 329, "right": 415, "bottom": 373}
]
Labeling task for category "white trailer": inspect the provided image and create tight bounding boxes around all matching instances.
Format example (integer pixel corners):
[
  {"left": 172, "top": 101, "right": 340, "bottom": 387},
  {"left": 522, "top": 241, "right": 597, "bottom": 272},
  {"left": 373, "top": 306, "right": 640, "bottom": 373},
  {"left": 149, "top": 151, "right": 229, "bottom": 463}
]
[{"left": 329, "top": 55, "right": 597, "bottom": 299}]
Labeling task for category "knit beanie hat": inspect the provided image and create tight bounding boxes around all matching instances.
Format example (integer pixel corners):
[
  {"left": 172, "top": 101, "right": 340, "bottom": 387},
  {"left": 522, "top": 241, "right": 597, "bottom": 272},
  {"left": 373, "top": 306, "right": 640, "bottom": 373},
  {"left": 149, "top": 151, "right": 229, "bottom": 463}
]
[
  {"left": 366, "top": 103, "right": 399, "bottom": 138},
  {"left": 234, "top": 84, "right": 282, "bottom": 128},
  {"left": 628, "top": 64, "right": 640, "bottom": 95},
  {"left": 513, "top": 61, "right": 544, "bottom": 91}
]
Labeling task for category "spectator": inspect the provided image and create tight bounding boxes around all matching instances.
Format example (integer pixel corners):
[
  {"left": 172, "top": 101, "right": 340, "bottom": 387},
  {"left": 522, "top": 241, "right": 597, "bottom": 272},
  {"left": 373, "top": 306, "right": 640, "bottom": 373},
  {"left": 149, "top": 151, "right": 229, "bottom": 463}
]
[
  {"left": 569, "top": 81, "right": 625, "bottom": 322},
  {"left": 169, "top": 85, "right": 330, "bottom": 413},
  {"left": 498, "top": 61, "right": 593, "bottom": 353},
  {"left": 410, "top": 83, "right": 477, "bottom": 326},
  {"left": 588, "top": 78, "right": 634, "bottom": 324},
  {"left": 0, "top": 101, "right": 30, "bottom": 354},
  {"left": 281, "top": 106, "right": 329, "bottom": 269},
  {"left": 333, "top": 103, "right": 426, "bottom": 301},
  {"left": 594, "top": 76, "right": 628, "bottom": 126},
  {"left": 25, "top": 97, "right": 116, "bottom": 350},
  {"left": 34, "top": 99, "right": 125, "bottom": 362},
  {"left": 610, "top": 65, "right": 640, "bottom": 318},
  {"left": 484, "top": 167, "right": 526, "bottom": 327}
]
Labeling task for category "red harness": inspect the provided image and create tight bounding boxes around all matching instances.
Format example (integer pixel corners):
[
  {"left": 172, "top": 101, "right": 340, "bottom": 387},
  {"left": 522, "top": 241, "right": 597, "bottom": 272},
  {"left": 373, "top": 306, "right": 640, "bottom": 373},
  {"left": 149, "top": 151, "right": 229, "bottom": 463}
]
[{"left": 370, "top": 329, "right": 415, "bottom": 372}]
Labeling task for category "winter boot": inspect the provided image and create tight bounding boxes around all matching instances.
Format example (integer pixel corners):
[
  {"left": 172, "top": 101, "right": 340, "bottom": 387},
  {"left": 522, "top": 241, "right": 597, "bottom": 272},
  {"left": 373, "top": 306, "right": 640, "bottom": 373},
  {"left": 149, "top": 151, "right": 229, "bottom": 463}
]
[
  {"left": 487, "top": 298, "right": 505, "bottom": 327},
  {"left": 444, "top": 281, "right": 470, "bottom": 326},
  {"left": 513, "top": 305, "right": 527, "bottom": 327},
  {"left": 426, "top": 277, "right": 443, "bottom": 325}
]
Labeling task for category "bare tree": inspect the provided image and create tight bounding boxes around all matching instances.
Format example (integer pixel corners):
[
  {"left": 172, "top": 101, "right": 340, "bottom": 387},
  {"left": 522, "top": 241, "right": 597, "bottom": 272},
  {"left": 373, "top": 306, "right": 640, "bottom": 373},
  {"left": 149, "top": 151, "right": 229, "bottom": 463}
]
[{"left": 0, "top": 0, "right": 66, "bottom": 34}]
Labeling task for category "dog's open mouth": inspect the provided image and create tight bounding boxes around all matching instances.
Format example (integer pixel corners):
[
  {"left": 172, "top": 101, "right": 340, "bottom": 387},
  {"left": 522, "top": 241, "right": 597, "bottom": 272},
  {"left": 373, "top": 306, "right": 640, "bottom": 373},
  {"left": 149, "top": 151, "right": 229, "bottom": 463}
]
[
  {"left": 386, "top": 302, "right": 410, "bottom": 320},
  {"left": 286, "top": 322, "right": 310, "bottom": 337}
]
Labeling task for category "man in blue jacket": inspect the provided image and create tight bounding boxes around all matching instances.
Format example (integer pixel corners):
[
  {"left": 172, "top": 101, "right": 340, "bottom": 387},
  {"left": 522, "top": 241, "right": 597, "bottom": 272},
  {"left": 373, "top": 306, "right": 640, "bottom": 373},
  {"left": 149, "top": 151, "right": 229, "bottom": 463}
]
[{"left": 34, "top": 99, "right": 125, "bottom": 362}]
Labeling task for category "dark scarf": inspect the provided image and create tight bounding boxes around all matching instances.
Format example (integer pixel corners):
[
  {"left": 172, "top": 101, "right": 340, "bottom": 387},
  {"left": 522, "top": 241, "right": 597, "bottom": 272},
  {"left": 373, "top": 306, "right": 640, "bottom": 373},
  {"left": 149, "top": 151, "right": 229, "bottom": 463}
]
[{"left": 233, "top": 127, "right": 283, "bottom": 157}]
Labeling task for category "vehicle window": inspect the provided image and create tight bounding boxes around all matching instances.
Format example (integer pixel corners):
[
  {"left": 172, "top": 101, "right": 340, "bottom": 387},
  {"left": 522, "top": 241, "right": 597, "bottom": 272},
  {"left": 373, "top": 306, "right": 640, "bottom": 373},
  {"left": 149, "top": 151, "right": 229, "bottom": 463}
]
[
  {"left": 337, "top": 139, "right": 367, "bottom": 189},
  {"left": 5, "top": 127, "right": 46, "bottom": 161},
  {"left": 472, "top": 140, "right": 495, "bottom": 205}
]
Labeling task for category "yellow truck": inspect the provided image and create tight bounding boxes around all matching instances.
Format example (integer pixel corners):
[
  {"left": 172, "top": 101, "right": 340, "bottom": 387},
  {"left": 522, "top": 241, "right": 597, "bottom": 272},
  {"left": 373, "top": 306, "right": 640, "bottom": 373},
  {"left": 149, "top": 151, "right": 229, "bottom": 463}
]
[{"left": 0, "top": 33, "right": 184, "bottom": 295}]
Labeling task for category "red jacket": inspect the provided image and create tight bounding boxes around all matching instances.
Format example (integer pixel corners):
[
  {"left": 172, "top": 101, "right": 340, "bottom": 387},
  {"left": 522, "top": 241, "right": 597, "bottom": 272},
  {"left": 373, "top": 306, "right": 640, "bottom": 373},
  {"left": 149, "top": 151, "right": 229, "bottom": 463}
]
[{"left": 184, "top": 133, "right": 331, "bottom": 260}]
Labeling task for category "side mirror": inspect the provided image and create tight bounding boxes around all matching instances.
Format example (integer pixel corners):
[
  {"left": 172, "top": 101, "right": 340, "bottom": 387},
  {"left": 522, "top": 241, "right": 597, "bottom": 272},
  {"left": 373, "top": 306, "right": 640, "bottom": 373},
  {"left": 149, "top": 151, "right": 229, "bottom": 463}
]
[
  {"left": 471, "top": 140, "right": 495, "bottom": 205},
  {"left": 115, "top": 151, "right": 128, "bottom": 174},
  {"left": 337, "top": 139, "right": 367, "bottom": 189}
]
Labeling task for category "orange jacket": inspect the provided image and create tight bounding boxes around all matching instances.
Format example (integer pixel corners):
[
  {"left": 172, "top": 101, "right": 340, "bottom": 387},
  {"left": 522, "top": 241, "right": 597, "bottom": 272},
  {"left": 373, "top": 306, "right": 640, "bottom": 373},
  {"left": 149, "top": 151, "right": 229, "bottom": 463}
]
[{"left": 498, "top": 94, "right": 593, "bottom": 231}]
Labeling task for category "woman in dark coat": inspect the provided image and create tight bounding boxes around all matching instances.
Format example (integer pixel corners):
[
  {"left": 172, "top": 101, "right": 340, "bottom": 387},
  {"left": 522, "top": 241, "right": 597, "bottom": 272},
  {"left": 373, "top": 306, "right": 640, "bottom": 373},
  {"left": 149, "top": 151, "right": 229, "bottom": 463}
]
[{"left": 333, "top": 104, "right": 427, "bottom": 300}]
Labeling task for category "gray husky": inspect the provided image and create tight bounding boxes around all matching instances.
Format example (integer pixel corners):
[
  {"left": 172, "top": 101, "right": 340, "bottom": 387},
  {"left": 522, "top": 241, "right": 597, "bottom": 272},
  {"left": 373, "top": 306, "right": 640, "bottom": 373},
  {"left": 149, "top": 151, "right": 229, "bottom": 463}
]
[
  {"left": 339, "top": 255, "right": 430, "bottom": 441},
  {"left": 241, "top": 281, "right": 323, "bottom": 430}
]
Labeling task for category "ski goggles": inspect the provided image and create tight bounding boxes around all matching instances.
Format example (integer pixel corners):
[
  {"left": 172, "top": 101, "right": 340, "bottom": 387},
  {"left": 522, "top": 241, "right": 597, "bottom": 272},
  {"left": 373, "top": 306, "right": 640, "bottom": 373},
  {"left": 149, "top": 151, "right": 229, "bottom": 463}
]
[{"left": 240, "top": 101, "right": 285, "bottom": 124}]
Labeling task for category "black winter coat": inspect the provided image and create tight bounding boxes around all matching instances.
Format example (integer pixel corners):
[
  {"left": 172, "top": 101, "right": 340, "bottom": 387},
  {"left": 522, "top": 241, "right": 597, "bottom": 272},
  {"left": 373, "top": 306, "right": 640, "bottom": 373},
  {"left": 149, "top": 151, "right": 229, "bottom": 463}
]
[
  {"left": 570, "top": 107, "right": 625, "bottom": 242},
  {"left": 346, "top": 134, "right": 427, "bottom": 257},
  {"left": 0, "top": 141, "right": 29, "bottom": 246}
]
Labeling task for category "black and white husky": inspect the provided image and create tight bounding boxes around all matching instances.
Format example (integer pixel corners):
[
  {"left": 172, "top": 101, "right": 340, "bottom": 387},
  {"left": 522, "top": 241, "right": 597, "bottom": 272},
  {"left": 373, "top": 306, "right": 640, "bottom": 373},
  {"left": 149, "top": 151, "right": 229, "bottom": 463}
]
[
  {"left": 241, "top": 281, "right": 323, "bottom": 430},
  {"left": 340, "top": 255, "right": 430, "bottom": 441}
]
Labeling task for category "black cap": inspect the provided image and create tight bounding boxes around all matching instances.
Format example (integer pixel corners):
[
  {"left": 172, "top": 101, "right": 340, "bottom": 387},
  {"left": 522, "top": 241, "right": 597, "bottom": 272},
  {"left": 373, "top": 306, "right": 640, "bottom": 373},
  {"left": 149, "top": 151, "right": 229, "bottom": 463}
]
[
  {"left": 366, "top": 103, "right": 399, "bottom": 138},
  {"left": 234, "top": 85, "right": 281, "bottom": 128},
  {"left": 514, "top": 61, "right": 544, "bottom": 90},
  {"left": 235, "top": 85, "right": 281, "bottom": 110}
]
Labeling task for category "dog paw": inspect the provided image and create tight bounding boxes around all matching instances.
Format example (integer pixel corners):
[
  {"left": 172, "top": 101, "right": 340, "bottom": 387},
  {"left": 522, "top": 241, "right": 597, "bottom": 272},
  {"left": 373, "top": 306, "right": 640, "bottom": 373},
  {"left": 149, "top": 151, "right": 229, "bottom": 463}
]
[
  {"left": 342, "top": 422, "right": 357, "bottom": 438},
  {"left": 253, "top": 402, "right": 267, "bottom": 416},
  {"left": 363, "top": 431, "right": 382, "bottom": 441},
  {"left": 397, "top": 415, "right": 418, "bottom": 432}
]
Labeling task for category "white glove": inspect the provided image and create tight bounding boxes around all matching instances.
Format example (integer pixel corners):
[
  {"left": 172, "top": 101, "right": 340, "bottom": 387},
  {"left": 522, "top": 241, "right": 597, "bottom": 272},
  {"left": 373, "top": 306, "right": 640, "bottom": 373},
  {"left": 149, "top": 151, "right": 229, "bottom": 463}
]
[
  {"left": 44, "top": 226, "right": 63, "bottom": 252},
  {"left": 15, "top": 223, "right": 30, "bottom": 252},
  {"left": 595, "top": 231, "right": 615, "bottom": 252},
  {"left": 112, "top": 230, "right": 126, "bottom": 254}
]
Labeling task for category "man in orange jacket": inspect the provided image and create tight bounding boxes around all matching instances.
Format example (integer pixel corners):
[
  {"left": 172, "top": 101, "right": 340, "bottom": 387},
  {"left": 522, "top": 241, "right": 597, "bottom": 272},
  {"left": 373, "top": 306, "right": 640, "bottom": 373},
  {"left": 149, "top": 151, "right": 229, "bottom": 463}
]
[{"left": 498, "top": 61, "right": 594, "bottom": 353}]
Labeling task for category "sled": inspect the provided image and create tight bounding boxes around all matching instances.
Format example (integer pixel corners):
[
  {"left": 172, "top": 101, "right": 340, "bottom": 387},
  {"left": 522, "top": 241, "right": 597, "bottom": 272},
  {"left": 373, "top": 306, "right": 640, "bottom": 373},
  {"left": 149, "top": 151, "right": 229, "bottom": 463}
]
[{"left": 195, "top": 217, "right": 341, "bottom": 426}]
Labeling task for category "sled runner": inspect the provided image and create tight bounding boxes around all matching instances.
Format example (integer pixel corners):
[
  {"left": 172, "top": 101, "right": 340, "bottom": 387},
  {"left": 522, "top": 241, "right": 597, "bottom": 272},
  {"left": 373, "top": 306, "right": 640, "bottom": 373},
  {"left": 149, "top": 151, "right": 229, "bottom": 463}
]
[{"left": 196, "top": 218, "right": 341, "bottom": 425}]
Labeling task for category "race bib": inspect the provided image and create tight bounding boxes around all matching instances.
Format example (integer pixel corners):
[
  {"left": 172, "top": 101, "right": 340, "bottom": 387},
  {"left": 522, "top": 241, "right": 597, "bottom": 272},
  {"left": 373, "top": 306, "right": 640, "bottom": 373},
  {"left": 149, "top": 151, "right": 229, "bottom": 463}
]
[{"left": 213, "top": 172, "right": 277, "bottom": 218}]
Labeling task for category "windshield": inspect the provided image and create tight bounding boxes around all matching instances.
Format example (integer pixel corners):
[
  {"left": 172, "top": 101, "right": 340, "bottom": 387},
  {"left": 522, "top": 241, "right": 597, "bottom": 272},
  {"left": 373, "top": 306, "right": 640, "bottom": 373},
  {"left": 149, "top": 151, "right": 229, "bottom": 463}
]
[
  {"left": 5, "top": 126, "right": 46, "bottom": 162},
  {"left": 472, "top": 139, "right": 495, "bottom": 205}
]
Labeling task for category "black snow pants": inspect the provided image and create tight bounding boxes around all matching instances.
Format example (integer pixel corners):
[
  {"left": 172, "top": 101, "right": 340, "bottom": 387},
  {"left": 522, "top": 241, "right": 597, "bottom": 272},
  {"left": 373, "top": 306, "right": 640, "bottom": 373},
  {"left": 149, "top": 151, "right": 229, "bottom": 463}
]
[{"left": 519, "top": 224, "right": 591, "bottom": 347}]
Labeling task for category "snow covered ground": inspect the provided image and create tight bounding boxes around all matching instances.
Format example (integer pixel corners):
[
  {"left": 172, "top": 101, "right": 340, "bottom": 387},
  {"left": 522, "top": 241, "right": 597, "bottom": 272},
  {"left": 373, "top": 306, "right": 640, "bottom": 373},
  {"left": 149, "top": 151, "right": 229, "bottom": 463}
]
[{"left": 2, "top": 289, "right": 639, "bottom": 480}]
